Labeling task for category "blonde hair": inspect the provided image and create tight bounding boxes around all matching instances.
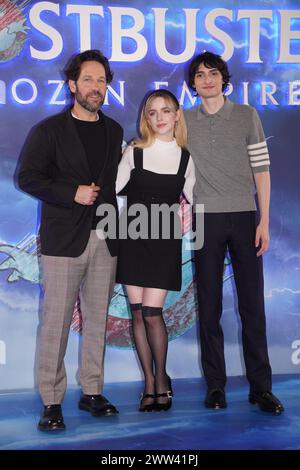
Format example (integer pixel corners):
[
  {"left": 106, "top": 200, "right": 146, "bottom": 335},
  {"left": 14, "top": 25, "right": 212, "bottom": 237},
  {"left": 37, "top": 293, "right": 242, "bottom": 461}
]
[{"left": 133, "top": 90, "right": 187, "bottom": 149}]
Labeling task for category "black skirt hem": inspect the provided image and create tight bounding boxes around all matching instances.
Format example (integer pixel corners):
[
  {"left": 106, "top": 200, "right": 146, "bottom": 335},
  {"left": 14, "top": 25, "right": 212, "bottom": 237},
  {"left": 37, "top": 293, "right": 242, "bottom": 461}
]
[{"left": 116, "top": 277, "right": 181, "bottom": 292}]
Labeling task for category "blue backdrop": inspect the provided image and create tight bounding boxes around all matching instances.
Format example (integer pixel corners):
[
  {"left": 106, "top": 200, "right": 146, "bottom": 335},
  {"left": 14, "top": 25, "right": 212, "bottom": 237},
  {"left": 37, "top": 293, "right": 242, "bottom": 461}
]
[{"left": 0, "top": 0, "right": 299, "bottom": 390}]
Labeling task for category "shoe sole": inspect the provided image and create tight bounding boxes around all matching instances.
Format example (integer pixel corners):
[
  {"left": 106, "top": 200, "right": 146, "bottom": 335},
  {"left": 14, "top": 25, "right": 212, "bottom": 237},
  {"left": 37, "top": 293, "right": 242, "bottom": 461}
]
[
  {"left": 38, "top": 423, "right": 65, "bottom": 432},
  {"left": 139, "top": 405, "right": 155, "bottom": 412},
  {"left": 204, "top": 402, "right": 227, "bottom": 409},
  {"left": 78, "top": 403, "right": 118, "bottom": 416},
  {"left": 249, "top": 398, "right": 284, "bottom": 414},
  {"left": 155, "top": 407, "right": 172, "bottom": 412}
]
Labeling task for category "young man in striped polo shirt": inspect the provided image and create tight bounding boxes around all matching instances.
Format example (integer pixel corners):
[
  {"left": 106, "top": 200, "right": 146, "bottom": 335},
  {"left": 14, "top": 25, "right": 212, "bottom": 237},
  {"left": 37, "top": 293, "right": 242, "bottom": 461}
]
[{"left": 185, "top": 51, "right": 284, "bottom": 414}]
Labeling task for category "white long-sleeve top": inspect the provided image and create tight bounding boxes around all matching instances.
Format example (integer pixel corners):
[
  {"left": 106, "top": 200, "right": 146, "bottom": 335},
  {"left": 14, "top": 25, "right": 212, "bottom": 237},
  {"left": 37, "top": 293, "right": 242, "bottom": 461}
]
[{"left": 116, "top": 139, "right": 196, "bottom": 204}]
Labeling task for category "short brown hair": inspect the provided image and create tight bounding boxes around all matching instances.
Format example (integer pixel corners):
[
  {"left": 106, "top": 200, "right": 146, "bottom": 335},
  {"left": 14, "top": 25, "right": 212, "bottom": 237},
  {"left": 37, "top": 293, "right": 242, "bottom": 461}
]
[{"left": 64, "top": 49, "right": 113, "bottom": 86}]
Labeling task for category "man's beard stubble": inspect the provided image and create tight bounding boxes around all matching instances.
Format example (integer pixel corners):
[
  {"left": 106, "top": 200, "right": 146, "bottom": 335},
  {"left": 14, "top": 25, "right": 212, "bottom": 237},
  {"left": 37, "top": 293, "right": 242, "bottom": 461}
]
[{"left": 75, "top": 90, "right": 104, "bottom": 113}]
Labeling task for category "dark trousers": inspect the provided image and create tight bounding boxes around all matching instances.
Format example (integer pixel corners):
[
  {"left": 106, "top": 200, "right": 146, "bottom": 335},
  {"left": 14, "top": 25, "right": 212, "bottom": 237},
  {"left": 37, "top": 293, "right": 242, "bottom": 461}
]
[{"left": 194, "top": 211, "right": 272, "bottom": 392}]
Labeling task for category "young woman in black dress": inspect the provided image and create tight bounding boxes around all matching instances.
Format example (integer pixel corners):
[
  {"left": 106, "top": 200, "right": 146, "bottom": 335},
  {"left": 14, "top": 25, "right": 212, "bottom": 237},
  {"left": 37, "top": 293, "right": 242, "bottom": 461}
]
[{"left": 116, "top": 90, "right": 195, "bottom": 411}]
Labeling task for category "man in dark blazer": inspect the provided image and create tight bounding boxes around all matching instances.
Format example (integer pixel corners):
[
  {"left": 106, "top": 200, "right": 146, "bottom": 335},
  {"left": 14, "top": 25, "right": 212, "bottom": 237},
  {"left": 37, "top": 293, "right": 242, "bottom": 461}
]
[{"left": 18, "top": 50, "right": 123, "bottom": 431}]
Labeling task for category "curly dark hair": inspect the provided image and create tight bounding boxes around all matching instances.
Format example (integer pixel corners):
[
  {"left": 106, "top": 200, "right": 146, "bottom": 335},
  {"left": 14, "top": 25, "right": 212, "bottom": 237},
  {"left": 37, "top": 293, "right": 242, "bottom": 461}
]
[
  {"left": 64, "top": 49, "right": 113, "bottom": 87},
  {"left": 188, "top": 51, "right": 231, "bottom": 93}
]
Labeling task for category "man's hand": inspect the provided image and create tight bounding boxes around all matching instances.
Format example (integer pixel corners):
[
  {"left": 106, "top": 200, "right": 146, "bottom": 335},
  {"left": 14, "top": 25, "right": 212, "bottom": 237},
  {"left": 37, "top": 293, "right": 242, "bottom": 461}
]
[
  {"left": 74, "top": 182, "right": 100, "bottom": 205},
  {"left": 255, "top": 221, "right": 270, "bottom": 257}
]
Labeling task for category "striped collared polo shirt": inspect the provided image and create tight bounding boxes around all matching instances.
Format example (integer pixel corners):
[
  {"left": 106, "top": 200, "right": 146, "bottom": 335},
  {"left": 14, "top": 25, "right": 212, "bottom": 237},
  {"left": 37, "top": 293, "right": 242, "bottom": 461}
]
[{"left": 184, "top": 98, "right": 270, "bottom": 213}]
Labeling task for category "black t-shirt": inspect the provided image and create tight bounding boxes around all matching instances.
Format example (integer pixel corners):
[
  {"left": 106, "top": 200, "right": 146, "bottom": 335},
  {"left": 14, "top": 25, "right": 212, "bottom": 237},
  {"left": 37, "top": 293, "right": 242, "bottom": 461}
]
[
  {"left": 72, "top": 116, "right": 107, "bottom": 180},
  {"left": 73, "top": 116, "right": 107, "bottom": 229}
]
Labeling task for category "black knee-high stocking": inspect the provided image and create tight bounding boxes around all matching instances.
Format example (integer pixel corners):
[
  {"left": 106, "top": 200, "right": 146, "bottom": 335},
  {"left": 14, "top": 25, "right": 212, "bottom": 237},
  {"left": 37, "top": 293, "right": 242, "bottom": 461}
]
[
  {"left": 142, "top": 306, "right": 169, "bottom": 400},
  {"left": 130, "top": 303, "right": 155, "bottom": 397}
]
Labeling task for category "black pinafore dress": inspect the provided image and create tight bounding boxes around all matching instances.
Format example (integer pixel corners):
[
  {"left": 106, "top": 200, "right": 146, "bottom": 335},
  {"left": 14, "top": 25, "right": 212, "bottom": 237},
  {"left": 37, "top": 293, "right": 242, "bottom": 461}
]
[{"left": 116, "top": 147, "right": 190, "bottom": 291}]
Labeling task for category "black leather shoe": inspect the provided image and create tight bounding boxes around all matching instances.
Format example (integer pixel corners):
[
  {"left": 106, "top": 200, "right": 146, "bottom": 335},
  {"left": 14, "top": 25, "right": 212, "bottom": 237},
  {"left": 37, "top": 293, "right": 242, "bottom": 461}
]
[
  {"left": 139, "top": 393, "right": 156, "bottom": 412},
  {"left": 38, "top": 404, "right": 65, "bottom": 432},
  {"left": 78, "top": 394, "right": 119, "bottom": 416},
  {"left": 204, "top": 388, "right": 227, "bottom": 409},
  {"left": 249, "top": 391, "right": 284, "bottom": 414},
  {"left": 155, "top": 376, "right": 173, "bottom": 412}
]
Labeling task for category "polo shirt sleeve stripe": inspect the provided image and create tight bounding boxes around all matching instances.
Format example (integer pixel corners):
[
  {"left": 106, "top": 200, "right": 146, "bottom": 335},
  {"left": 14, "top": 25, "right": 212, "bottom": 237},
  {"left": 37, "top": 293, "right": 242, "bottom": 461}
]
[
  {"left": 251, "top": 160, "right": 270, "bottom": 167},
  {"left": 247, "top": 140, "right": 270, "bottom": 171},
  {"left": 247, "top": 108, "right": 270, "bottom": 174},
  {"left": 247, "top": 142, "right": 268, "bottom": 150},
  {"left": 249, "top": 153, "right": 269, "bottom": 161}
]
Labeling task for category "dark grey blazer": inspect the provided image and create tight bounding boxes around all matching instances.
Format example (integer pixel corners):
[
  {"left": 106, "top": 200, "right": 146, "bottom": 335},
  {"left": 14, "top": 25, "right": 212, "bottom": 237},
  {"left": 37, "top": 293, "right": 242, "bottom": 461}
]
[{"left": 18, "top": 108, "right": 123, "bottom": 257}]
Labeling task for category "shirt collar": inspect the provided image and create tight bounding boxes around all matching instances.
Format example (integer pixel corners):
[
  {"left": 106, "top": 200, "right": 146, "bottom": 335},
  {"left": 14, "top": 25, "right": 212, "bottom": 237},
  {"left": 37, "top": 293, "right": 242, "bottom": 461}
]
[{"left": 197, "top": 97, "right": 234, "bottom": 120}]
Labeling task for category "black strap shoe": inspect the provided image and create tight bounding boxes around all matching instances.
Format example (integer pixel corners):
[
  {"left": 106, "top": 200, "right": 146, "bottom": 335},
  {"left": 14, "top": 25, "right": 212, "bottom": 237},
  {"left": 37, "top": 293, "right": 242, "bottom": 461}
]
[
  {"left": 249, "top": 391, "right": 284, "bottom": 414},
  {"left": 79, "top": 394, "right": 119, "bottom": 416},
  {"left": 155, "top": 390, "right": 173, "bottom": 411},
  {"left": 155, "top": 376, "right": 173, "bottom": 412},
  {"left": 139, "top": 393, "right": 156, "bottom": 412},
  {"left": 204, "top": 388, "right": 227, "bottom": 409},
  {"left": 38, "top": 404, "right": 65, "bottom": 432}
]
